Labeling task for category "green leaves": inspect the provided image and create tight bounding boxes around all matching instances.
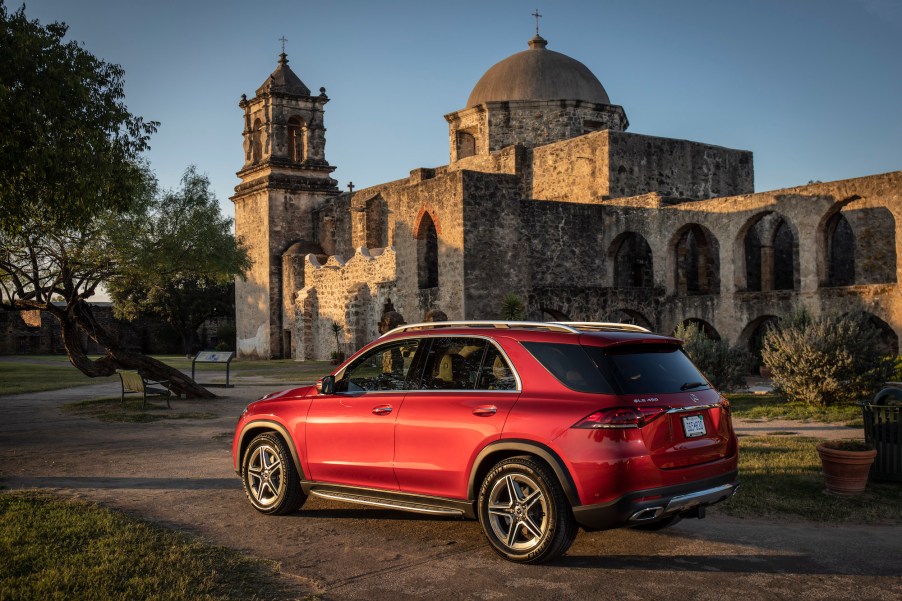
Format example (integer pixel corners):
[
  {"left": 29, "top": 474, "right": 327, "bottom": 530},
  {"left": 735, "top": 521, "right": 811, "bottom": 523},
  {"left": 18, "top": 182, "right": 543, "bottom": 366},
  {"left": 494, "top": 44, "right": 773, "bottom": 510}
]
[
  {"left": 0, "top": 4, "right": 157, "bottom": 235},
  {"left": 761, "top": 308, "right": 896, "bottom": 407},
  {"left": 674, "top": 322, "right": 750, "bottom": 392}
]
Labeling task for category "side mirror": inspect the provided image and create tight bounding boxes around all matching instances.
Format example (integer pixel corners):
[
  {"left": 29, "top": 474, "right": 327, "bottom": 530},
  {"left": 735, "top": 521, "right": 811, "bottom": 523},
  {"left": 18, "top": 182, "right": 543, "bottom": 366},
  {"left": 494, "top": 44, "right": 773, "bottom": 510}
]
[{"left": 318, "top": 375, "right": 335, "bottom": 395}]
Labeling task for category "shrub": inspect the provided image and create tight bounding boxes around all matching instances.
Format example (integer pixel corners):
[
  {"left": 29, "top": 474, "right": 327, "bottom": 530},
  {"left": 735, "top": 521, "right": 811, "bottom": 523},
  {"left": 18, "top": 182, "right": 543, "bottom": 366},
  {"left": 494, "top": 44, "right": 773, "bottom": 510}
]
[
  {"left": 215, "top": 324, "right": 236, "bottom": 352},
  {"left": 761, "top": 309, "right": 895, "bottom": 407},
  {"left": 501, "top": 294, "right": 525, "bottom": 320},
  {"left": 673, "top": 322, "right": 750, "bottom": 391}
]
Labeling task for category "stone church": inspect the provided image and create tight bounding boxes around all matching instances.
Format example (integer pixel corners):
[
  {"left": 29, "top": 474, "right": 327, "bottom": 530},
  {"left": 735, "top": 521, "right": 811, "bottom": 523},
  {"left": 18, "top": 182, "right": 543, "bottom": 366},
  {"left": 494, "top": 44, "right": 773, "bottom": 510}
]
[{"left": 232, "top": 34, "right": 901, "bottom": 363}]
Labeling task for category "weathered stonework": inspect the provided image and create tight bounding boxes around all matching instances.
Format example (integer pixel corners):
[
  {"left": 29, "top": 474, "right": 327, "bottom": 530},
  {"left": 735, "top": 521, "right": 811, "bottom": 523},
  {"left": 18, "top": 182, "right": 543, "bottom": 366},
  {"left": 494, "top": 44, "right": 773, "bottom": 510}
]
[{"left": 235, "top": 42, "right": 902, "bottom": 362}]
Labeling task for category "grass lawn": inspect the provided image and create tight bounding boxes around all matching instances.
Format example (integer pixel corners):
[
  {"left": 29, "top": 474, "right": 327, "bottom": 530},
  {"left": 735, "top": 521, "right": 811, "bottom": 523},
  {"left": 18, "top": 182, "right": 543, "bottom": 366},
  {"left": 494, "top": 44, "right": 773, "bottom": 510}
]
[
  {"left": 0, "top": 491, "right": 304, "bottom": 601},
  {"left": 0, "top": 360, "right": 114, "bottom": 395},
  {"left": 726, "top": 393, "right": 863, "bottom": 425},
  {"left": 719, "top": 436, "right": 902, "bottom": 523},
  {"left": 0, "top": 355, "right": 333, "bottom": 395}
]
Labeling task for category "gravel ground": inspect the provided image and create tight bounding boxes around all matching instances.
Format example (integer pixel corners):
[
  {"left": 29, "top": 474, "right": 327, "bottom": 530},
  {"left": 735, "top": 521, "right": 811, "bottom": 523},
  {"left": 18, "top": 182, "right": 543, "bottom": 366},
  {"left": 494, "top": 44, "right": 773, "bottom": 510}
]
[{"left": 1, "top": 379, "right": 899, "bottom": 600}]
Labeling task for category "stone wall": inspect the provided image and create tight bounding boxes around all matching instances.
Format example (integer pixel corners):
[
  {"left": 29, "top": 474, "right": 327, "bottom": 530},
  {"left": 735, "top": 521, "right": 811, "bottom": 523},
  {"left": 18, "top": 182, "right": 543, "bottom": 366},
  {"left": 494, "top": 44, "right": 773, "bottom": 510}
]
[{"left": 529, "top": 130, "right": 753, "bottom": 204}]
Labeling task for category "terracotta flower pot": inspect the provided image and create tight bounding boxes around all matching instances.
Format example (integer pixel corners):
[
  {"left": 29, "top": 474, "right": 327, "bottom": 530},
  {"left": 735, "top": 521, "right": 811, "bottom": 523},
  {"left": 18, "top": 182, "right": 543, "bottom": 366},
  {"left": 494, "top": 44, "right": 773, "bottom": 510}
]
[{"left": 816, "top": 441, "right": 877, "bottom": 496}]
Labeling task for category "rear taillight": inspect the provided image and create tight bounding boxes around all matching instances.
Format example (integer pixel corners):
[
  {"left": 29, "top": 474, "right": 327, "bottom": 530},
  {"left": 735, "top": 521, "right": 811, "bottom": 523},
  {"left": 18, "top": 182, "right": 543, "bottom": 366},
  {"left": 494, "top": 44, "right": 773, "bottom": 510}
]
[{"left": 572, "top": 406, "right": 668, "bottom": 429}]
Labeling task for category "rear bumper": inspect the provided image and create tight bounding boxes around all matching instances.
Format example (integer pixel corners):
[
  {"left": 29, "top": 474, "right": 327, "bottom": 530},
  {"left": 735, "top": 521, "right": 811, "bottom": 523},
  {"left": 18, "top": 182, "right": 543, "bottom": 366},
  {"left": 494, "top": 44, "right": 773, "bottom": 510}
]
[{"left": 571, "top": 470, "right": 739, "bottom": 531}]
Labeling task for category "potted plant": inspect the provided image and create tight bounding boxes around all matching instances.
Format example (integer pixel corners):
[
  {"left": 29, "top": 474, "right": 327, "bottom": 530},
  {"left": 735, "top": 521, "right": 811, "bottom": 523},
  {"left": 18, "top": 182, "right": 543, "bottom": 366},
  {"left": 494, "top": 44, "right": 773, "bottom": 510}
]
[{"left": 816, "top": 439, "right": 877, "bottom": 496}]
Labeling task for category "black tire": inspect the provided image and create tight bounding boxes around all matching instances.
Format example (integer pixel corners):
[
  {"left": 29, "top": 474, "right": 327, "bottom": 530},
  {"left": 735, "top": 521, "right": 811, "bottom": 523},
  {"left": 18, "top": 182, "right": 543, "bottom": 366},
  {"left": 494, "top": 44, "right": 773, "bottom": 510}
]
[
  {"left": 632, "top": 514, "right": 682, "bottom": 531},
  {"left": 241, "top": 432, "right": 306, "bottom": 515},
  {"left": 477, "top": 456, "right": 578, "bottom": 564}
]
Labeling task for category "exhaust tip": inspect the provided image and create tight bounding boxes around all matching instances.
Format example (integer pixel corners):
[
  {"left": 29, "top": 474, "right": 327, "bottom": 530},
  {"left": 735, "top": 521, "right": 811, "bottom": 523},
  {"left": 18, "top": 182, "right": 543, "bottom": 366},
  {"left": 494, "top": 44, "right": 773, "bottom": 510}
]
[{"left": 629, "top": 507, "right": 664, "bottom": 522}]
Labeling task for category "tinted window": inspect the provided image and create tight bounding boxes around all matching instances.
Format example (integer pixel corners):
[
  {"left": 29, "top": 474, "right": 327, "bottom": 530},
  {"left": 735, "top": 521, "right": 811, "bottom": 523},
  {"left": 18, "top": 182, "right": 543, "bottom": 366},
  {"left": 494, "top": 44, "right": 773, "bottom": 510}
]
[
  {"left": 415, "top": 337, "right": 516, "bottom": 391},
  {"left": 337, "top": 339, "right": 421, "bottom": 392},
  {"left": 478, "top": 344, "right": 517, "bottom": 390},
  {"left": 522, "top": 342, "right": 615, "bottom": 394},
  {"left": 585, "top": 344, "right": 709, "bottom": 394}
]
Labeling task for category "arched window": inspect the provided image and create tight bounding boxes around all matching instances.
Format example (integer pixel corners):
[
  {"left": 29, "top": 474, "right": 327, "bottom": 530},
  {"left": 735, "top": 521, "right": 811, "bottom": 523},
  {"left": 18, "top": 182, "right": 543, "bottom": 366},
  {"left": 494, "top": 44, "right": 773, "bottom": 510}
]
[
  {"left": 251, "top": 118, "right": 263, "bottom": 163},
  {"left": 365, "top": 195, "right": 388, "bottom": 250},
  {"left": 673, "top": 224, "right": 719, "bottom": 295},
  {"left": 741, "top": 212, "right": 798, "bottom": 292},
  {"left": 824, "top": 212, "right": 855, "bottom": 286},
  {"left": 287, "top": 116, "right": 305, "bottom": 163},
  {"left": 740, "top": 315, "right": 779, "bottom": 375},
  {"left": 416, "top": 211, "right": 439, "bottom": 289},
  {"left": 610, "top": 232, "right": 654, "bottom": 288}
]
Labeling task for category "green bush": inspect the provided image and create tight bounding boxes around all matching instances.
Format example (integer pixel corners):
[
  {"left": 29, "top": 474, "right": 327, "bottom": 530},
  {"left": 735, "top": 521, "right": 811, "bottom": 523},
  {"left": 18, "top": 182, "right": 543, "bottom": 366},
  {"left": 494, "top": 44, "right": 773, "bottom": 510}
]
[
  {"left": 761, "top": 309, "right": 895, "bottom": 407},
  {"left": 673, "top": 322, "right": 749, "bottom": 391}
]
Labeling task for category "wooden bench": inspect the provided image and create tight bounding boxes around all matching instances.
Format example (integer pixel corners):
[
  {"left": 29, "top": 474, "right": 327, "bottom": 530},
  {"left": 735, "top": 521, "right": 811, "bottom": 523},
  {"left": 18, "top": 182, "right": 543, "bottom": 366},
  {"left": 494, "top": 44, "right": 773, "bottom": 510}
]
[
  {"left": 191, "top": 351, "right": 235, "bottom": 387},
  {"left": 118, "top": 370, "right": 172, "bottom": 408}
]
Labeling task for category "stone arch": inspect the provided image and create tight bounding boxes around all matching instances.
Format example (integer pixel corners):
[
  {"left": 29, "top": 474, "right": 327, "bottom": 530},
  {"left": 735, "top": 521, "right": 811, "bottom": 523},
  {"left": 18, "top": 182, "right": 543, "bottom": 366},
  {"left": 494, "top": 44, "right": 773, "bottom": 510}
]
[
  {"left": 364, "top": 195, "right": 389, "bottom": 250},
  {"left": 287, "top": 116, "right": 306, "bottom": 163},
  {"left": 859, "top": 312, "right": 899, "bottom": 355},
  {"left": 737, "top": 212, "right": 799, "bottom": 292},
  {"left": 541, "top": 307, "right": 571, "bottom": 321},
  {"left": 739, "top": 315, "right": 779, "bottom": 374},
  {"left": 414, "top": 209, "right": 439, "bottom": 289},
  {"left": 674, "top": 318, "right": 721, "bottom": 341},
  {"left": 604, "top": 309, "right": 653, "bottom": 331},
  {"left": 671, "top": 224, "right": 720, "bottom": 295},
  {"left": 608, "top": 231, "right": 654, "bottom": 288},
  {"left": 251, "top": 118, "right": 263, "bottom": 163}
]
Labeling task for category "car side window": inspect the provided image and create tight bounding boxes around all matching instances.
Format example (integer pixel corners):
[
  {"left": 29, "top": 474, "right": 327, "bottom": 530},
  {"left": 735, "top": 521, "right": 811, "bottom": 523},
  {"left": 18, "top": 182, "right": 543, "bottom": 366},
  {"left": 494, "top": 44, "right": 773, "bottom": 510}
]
[
  {"left": 477, "top": 344, "right": 516, "bottom": 391},
  {"left": 414, "top": 337, "right": 483, "bottom": 390},
  {"left": 336, "top": 339, "right": 421, "bottom": 392}
]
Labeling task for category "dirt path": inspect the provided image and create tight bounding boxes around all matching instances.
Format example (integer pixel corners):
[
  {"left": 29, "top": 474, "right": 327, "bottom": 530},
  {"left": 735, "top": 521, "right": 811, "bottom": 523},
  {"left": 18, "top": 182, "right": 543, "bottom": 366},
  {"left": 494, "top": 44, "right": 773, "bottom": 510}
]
[{"left": 1, "top": 382, "right": 899, "bottom": 600}]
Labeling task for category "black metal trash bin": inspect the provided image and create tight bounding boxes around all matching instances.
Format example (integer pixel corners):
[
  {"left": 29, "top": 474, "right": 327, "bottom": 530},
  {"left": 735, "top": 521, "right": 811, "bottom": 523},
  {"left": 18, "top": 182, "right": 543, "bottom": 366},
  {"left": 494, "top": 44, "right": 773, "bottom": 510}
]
[{"left": 861, "top": 387, "right": 902, "bottom": 481}]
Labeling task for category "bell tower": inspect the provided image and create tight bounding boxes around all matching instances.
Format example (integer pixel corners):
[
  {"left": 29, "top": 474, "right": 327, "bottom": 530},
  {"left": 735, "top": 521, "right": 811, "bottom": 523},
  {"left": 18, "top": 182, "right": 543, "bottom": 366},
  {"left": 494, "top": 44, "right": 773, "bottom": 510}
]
[{"left": 233, "top": 52, "right": 338, "bottom": 359}]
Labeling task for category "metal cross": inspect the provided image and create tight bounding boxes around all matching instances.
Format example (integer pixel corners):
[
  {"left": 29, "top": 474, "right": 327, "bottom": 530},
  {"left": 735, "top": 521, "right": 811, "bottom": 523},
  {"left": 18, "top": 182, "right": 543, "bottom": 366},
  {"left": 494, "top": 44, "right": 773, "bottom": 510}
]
[
  {"left": 279, "top": 36, "right": 288, "bottom": 53},
  {"left": 531, "top": 9, "right": 542, "bottom": 35},
  {"left": 347, "top": 182, "right": 355, "bottom": 192}
]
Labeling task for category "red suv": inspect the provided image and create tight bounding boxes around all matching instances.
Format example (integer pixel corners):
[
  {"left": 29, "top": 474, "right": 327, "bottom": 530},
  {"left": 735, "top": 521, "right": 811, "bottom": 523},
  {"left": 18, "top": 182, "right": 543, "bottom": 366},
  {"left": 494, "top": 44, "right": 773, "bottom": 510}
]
[{"left": 232, "top": 321, "right": 738, "bottom": 563}]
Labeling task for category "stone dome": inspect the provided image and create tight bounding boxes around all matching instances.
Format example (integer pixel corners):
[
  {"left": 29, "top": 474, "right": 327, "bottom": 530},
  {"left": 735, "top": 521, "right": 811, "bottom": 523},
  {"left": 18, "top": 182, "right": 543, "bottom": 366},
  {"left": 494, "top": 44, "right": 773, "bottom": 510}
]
[{"left": 466, "top": 35, "right": 611, "bottom": 108}]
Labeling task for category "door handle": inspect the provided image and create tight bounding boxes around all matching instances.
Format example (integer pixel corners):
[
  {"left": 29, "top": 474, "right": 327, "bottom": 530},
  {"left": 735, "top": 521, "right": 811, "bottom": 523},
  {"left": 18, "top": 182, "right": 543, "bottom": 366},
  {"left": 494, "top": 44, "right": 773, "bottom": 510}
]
[
  {"left": 372, "top": 405, "right": 393, "bottom": 415},
  {"left": 472, "top": 405, "right": 497, "bottom": 416}
]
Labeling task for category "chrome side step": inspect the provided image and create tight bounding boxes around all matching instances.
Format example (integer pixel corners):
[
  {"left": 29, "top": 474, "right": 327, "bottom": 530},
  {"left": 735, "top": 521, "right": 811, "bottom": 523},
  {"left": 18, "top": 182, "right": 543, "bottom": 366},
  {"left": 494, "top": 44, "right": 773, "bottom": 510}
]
[{"left": 309, "top": 489, "right": 466, "bottom": 517}]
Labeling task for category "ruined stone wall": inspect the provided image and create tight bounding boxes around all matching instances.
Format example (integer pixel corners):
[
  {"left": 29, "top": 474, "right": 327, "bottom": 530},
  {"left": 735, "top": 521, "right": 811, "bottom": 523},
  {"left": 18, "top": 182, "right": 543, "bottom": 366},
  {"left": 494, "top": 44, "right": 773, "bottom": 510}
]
[
  {"left": 460, "top": 172, "right": 528, "bottom": 319},
  {"left": 294, "top": 248, "right": 399, "bottom": 360},
  {"left": 607, "top": 131, "right": 754, "bottom": 200},
  {"left": 592, "top": 171, "right": 902, "bottom": 350},
  {"left": 529, "top": 131, "right": 753, "bottom": 204}
]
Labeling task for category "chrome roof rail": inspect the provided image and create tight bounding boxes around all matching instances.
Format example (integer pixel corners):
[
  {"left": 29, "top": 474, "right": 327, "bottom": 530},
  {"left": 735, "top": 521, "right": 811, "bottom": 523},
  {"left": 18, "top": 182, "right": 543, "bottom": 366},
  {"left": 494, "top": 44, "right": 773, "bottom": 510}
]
[
  {"left": 550, "top": 321, "right": 652, "bottom": 333},
  {"left": 381, "top": 320, "right": 653, "bottom": 337},
  {"left": 381, "top": 320, "right": 581, "bottom": 337}
]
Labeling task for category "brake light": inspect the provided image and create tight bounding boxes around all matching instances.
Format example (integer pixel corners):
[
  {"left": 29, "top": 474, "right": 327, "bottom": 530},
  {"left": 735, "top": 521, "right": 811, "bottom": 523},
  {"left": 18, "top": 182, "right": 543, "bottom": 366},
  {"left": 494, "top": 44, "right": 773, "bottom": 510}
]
[{"left": 572, "top": 406, "right": 667, "bottom": 429}]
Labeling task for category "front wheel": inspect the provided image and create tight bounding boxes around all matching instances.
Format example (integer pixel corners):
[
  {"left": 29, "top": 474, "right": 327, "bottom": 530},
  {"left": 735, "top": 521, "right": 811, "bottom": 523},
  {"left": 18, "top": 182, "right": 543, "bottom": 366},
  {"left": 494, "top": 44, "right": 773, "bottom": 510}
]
[
  {"left": 477, "top": 456, "right": 577, "bottom": 564},
  {"left": 241, "top": 432, "right": 306, "bottom": 515}
]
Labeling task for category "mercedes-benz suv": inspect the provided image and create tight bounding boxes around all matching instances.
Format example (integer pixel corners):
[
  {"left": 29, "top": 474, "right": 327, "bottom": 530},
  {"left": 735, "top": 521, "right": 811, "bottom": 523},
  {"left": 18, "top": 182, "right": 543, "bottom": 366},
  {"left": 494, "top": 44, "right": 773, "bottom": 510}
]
[{"left": 232, "top": 321, "right": 738, "bottom": 563}]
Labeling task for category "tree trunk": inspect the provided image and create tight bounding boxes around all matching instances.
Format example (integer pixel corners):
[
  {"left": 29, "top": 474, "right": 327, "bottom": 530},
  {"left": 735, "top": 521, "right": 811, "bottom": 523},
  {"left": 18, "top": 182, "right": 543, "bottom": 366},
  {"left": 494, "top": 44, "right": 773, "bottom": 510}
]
[{"left": 51, "top": 302, "right": 215, "bottom": 399}]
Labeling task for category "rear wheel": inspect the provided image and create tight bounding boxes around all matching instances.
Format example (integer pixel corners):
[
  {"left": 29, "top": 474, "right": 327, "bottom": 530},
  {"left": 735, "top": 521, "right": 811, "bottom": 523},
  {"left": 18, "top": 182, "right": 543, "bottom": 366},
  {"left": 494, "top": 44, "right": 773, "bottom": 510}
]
[
  {"left": 241, "top": 432, "right": 305, "bottom": 515},
  {"left": 477, "top": 456, "right": 577, "bottom": 564}
]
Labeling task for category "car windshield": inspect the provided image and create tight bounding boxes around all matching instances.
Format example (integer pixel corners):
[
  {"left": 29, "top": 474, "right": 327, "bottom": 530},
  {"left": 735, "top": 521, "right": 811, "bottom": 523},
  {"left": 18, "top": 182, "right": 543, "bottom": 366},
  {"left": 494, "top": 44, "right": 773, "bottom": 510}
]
[
  {"left": 584, "top": 344, "right": 710, "bottom": 395},
  {"left": 523, "top": 341, "right": 710, "bottom": 395}
]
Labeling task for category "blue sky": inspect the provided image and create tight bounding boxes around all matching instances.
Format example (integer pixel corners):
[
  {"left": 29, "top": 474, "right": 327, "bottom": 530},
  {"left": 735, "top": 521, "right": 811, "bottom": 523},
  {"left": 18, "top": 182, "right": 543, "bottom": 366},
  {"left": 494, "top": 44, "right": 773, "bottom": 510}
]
[{"left": 24, "top": 0, "right": 902, "bottom": 219}]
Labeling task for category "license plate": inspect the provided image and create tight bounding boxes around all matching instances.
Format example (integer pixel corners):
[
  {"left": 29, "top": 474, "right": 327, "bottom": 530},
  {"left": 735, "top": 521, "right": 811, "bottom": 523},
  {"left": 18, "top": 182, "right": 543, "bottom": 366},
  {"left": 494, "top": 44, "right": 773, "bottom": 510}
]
[{"left": 682, "top": 414, "right": 706, "bottom": 438}]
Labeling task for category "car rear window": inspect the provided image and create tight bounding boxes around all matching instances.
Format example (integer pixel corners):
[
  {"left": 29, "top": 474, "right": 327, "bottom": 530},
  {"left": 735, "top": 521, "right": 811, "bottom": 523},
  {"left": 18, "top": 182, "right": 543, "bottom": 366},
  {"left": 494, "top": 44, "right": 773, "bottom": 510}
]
[
  {"left": 522, "top": 342, "right": 615, "bottom": 394},
  {"left": 584, "top": 344, "right": 710, "bottom": 395}
]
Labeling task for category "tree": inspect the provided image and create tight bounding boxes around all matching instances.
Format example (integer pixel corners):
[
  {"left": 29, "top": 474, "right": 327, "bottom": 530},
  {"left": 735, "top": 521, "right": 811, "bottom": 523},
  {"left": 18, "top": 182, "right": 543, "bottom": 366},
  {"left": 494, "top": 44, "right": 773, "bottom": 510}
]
[
  {"left": 761, "top": 308, "right": 895, "bottom": 407},
  {"left": 0, "top": 3, "right": 156, "bottom": 234},
  {"left": 673, "top": 322, "right": 749, "bottom": 392},
  {"left": 0, "top": 5, "right": 213, "bottom": 397},
  {"left": 106, "top": 167, "right": 250, "bottom": 355}
]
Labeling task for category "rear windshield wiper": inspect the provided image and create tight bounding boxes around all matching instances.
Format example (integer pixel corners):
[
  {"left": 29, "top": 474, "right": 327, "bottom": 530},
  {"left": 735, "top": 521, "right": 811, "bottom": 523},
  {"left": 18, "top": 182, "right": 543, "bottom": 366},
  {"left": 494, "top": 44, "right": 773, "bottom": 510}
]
[{"left": 680, "top": 381, "right": 707, "bottom": 391}]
